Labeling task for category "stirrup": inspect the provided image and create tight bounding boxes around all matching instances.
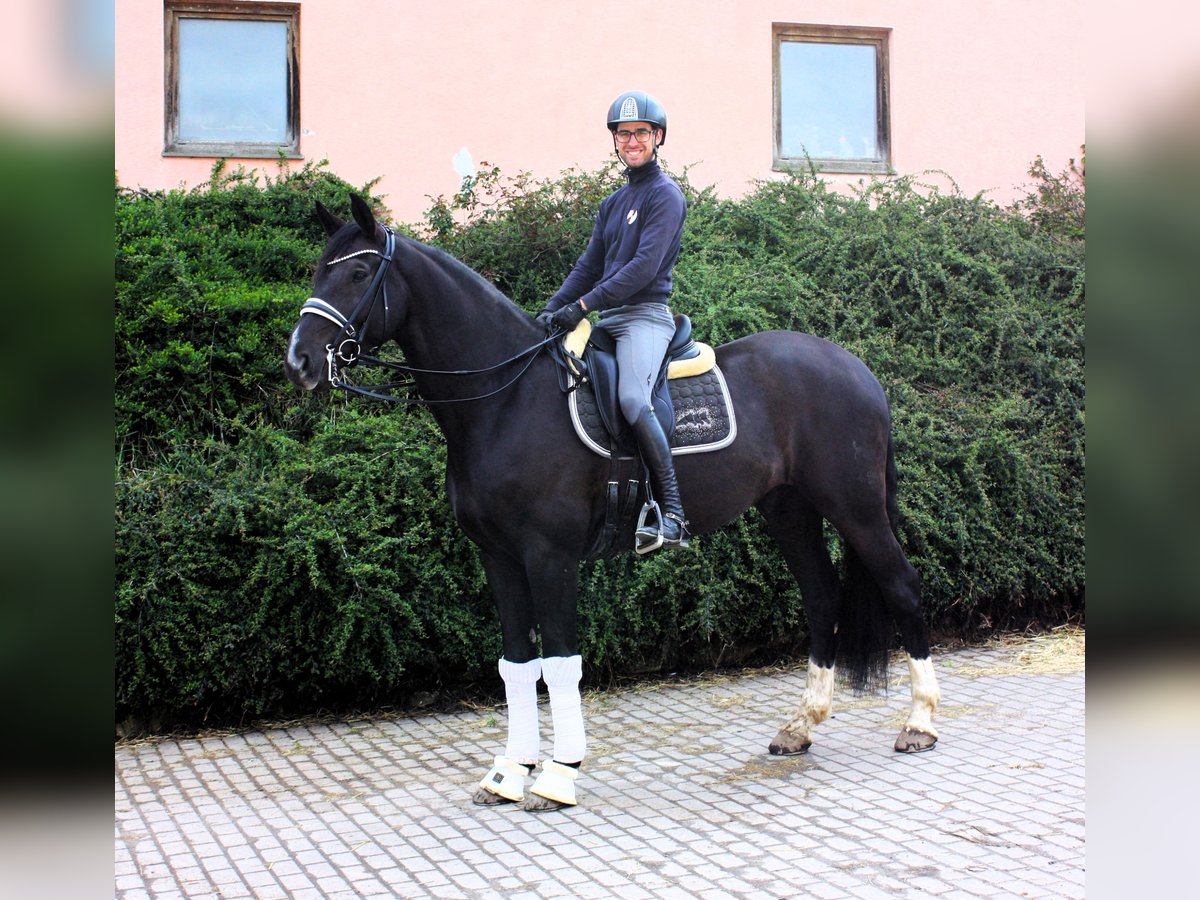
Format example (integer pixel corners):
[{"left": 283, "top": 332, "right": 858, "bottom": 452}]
[
  {"left": 635, "top": 504, "right": 689, "bottom": 554},
  {"left": 635, "top": 502, "right": 665, "bottom": 555}
]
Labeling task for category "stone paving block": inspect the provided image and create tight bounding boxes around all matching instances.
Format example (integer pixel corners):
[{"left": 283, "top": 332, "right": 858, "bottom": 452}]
[
  {"left": 804, "top": 880, "right": 853, "bottom": 899},
  {"left": 115, "top": 640, "right": 1083, "bottom": 899}
]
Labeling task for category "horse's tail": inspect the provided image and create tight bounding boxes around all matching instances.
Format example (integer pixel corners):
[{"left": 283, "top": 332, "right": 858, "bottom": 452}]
[{"left": 835, "top": 432, "right": 898, "bottom": 693}]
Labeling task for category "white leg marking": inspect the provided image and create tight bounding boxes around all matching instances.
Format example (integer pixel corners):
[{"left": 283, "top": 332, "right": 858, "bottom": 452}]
[
  {"left": 782, "top": 661, "right": 836, "bottom": 738},
  {"left": 906, "top": 655, "right": 941, "bottom": 737}
]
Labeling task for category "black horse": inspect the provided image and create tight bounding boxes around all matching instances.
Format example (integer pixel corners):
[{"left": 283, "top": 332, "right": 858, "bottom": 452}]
[{"left": 284, "top": 194, "right": 941, "bottom": 812}]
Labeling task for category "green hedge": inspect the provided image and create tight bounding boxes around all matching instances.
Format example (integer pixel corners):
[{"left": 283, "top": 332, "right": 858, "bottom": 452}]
[{"left": 115, "top": 157, "right": 1084, "bottom": 731}]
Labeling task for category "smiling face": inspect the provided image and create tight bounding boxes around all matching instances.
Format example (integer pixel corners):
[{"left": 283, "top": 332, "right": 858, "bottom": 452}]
[{"left": 612, "top": 120, "right": 663, "bottom": 168}]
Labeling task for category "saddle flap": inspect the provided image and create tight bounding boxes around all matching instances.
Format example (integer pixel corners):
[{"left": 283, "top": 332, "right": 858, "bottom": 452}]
[{"left": 586, "top": 344, "right": 628, "bottom": 446}]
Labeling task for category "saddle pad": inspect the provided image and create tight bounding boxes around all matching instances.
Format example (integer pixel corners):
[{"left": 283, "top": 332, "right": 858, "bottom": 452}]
[{"left": 569, "top": 365, "right": 737, "bottom": 458}]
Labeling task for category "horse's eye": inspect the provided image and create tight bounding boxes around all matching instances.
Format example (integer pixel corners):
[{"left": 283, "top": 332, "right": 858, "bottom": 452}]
[{"left": 351, "top": 268, "right": 369, "bottom": 282}]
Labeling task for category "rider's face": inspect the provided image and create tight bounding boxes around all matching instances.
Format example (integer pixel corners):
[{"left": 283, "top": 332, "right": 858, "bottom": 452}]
[{"left": 613, "top": 121, "right": 662, "bottom": 168}]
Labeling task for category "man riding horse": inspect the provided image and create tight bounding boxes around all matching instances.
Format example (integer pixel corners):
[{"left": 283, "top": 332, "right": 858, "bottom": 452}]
[
  {"left": 475, "top": 90, "right": 691, "bottom": 810},
  {"left": 286, "top": 90, "right": 941, "bottom": 815},
  {"left": 538, "top": 90, "right": 690, "bottom": 553}
]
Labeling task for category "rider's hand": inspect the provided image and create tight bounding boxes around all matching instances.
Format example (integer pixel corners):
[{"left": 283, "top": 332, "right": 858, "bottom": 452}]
[
  {"left": 550, "top": 302, "right": 587, "bottom": 332},
  {"left": 535, "top": 308, "right": 556, "bottom": 331}
]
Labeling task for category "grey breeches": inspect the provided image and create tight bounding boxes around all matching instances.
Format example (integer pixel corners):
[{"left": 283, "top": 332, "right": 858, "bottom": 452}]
[{"left": 598, "top": 303, "right": 676, "bottom": 424}]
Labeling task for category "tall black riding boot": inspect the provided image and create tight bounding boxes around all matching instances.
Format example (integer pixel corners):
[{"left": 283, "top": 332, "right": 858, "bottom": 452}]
[{"left": 631, "top": 407, "right": 689, "bottom": 551}]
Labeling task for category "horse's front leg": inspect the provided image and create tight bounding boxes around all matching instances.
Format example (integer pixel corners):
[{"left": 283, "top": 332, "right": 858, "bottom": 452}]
[
  {"left": 471, "top": 546, "right": 586, "bottom": 812},
  {"left": 472, "top": 550, "right": 541, "bottom": 807},
  {"left": 522, "top": 549, "right": 585, "bottom": 813}
]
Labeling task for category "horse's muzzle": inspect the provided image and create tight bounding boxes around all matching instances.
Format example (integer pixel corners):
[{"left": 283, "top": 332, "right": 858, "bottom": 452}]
[{"left": 284, "top": 328, "right": 326, "bottom": 391}]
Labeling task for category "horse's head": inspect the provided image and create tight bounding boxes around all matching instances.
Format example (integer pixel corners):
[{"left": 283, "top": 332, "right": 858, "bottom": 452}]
[{"left": 285, "top": 193, "right": 398, "bottom": 391}]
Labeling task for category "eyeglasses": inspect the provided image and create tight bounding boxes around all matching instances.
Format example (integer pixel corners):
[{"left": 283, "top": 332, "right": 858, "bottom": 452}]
[{"left": 614, "top": 128, "right": 655, "bottom": 144}]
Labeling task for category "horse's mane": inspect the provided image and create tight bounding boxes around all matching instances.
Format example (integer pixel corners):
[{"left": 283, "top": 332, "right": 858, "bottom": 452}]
[
  {"left": 408, "top": 238, "right": 528, "bottom": 318},
  {"left": 321, "top": 224, "right": 534, "bottom": 328}
]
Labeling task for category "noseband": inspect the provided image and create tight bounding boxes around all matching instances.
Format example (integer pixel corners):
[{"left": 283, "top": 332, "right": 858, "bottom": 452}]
[{"left": 300, "top": 226, "right": 396, "bottom": 387}]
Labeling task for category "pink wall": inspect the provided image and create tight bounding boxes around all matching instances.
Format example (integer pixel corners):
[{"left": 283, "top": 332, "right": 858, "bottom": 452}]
[{"left": 116, "top": 0, "right": 1084, "bottom": 226}]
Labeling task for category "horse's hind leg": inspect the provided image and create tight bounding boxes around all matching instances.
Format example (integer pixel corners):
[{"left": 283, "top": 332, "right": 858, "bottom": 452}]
[
  {"left": 841, "top": 522, "right": 941, "bottom": 753},
  {"left": 896, "top": 654, "right": 940, "bottom": 752},
  {"left": 885, "top": 555, "right": 940, "bottom": 753},
  {"left": 758, "top": 488, "right": 840, "bottom": 756}
]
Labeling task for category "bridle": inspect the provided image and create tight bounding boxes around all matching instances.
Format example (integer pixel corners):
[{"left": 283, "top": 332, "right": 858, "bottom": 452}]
[
  {"left": 298, "top": 226, "right": 560, "bottom": 405},
  {"left": 300, "top": 225, "right": 397, "bottom": 383}
]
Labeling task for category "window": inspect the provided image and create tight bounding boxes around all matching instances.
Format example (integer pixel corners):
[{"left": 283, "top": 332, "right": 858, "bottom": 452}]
[
  {"left": 773, "top": 24, "right": 891, "bottom": 174},
  {"left": 164, "top": 1, "right": 300, "bottom": 158}
]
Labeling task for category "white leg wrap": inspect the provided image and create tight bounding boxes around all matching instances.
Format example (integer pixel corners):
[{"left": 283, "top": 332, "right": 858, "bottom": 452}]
[
  {"left": 499, "top": 657, "right": 541, "bottom": 765},
  {"left": 541, "top": 655, "right": 586, "bottom": 764},
  {"left": 906, "top": 655, "right": 941, "bottom": 737}
]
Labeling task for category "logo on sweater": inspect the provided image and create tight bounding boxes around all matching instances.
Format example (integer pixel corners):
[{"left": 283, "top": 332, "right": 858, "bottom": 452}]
[{"left": 626, "top": 208, "right": 638, "bottom": 225}]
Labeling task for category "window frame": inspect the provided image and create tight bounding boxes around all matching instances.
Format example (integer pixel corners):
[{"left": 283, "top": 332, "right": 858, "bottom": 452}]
[
  {"left": 163, "top": 0, "right": 302, "bottom": 159},
  {"left": 772, "top": 23, "right": 892, "bottom": 175}
]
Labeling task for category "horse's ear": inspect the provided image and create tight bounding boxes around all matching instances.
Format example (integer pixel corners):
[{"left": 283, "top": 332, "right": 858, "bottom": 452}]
[
  {"left": 315, "top": 201, "right": 344, "bottom": 237},
  {"left": 349, "top": 193, "right": 379, "bottom": 240}
]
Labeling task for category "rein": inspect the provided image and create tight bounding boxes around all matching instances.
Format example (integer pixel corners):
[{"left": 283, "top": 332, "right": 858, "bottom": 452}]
[
  {"left": 300, "top": 226, "right": 561, "bottom": 405},
  {"left": 330, "top": 334, "right": 562, "bottom": 405}
]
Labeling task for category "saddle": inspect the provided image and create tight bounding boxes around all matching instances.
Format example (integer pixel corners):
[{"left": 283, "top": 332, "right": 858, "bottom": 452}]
[
  {"left": 558, "top": 315, "right": 728, "bottom": 456},
  {"left": 550, "top": 315, "right": 737, "bottom": 561}
]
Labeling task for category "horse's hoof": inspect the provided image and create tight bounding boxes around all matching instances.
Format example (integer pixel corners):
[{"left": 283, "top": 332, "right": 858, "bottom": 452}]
[
  {"left": 523, "top": 760, "right": 578, "bottom": 811},
  {"left": 474, "top": 756, "right": 528, "bottom": 804},
  {"left": 471, "top": 787, "right": 518, "bottom": 807},
  {"left": 521, "top": 793, "right": 573, "bottom": 813},
  {"left": 894, "top": 726, "right": 938, "bottom": 753},
  {"left": 768, "top": 729, "right": 812, "bottom": 756}
]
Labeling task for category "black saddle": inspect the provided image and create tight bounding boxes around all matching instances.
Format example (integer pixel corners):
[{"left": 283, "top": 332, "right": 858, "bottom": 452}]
[
  {"left": 573, "top": 314, "right": 701, "bottom": 454},
  {"left": 550, "top": 314, "right": 734, "bottom": 560}
]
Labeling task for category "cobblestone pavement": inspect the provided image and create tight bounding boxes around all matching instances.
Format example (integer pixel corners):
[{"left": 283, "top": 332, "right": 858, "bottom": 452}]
[{"left": 115, "top": 636, "right": 1085, "bottom": 899}]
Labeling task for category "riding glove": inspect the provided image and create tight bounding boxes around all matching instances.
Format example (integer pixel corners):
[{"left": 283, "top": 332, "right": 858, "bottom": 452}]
[{"left": 549, "top": 302, "right": 587, "bottom": 332}]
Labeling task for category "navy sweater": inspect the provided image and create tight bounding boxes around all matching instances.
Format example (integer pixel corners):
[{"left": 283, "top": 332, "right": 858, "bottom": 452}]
[{"left": 547, "top": 160, "right": 687, "bottom": 313}]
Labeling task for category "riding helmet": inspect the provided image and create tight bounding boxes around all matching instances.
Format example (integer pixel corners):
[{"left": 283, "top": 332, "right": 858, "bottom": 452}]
[{"left": 607, "top": 90, "right": 667, "bottom": 145}]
